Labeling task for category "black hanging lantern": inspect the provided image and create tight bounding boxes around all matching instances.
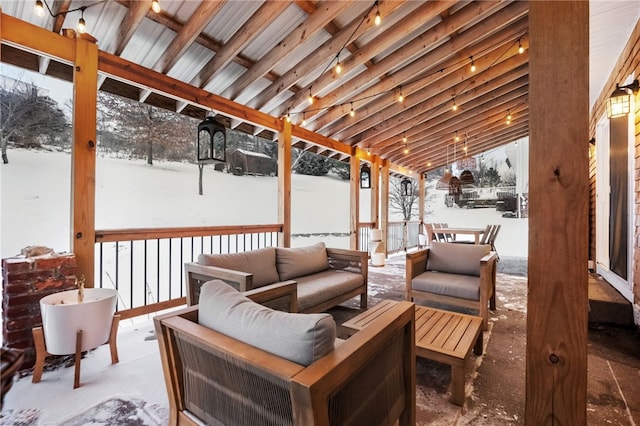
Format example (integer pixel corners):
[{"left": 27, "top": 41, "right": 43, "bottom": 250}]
[
  {"left": 401, "top": 177, "right": 412, "bottom": 197},
  {"left": 360, "top": 163, "right": 371, "bottom": 189},
  {"left": 197, "top": 114, "right": 226, "bottom": 163}
]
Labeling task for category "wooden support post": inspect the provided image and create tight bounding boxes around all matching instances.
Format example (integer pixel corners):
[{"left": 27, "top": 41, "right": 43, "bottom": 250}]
[
  {"left": 71, "top": 34, "right": 99, "bottom": 288},
  {"left": 380, "top": 160, "right": 390, "bottom": 257},
  {"left": 527, "top": 2, "right": 589, "bottom": 424},
  {"left": 419, "top": 172, "right": 425, "bottom": 228},
  {"left": 350, "top": 151, "right": 360, "bottom": 250},
  {"left": 278, "top": 119, "right": 292, "bottom": 247},
  {"left": 370, "top": 155, "right": 380, "bottom": 229}
]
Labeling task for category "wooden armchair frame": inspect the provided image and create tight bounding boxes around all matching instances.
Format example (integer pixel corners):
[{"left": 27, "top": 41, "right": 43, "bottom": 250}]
[
  {"left": 406, "top": 248, "right": 497, "bottom": 330},
  {"left": 155, "top": 299, "right": 416, "bottom": 426}
]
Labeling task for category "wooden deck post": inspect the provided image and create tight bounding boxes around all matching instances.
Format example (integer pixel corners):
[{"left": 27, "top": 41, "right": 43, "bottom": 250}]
[
  {"left": 380, "top": 160, "right": 390, "bottom": 257},
  {"left": 371, "top": 155, "right": 380, "bottom": 229},
  {"left": 527, "top": 2, "right": 589, "bottom": 424},
  {"left": 350, "top": 150, "right": 360, "bottom": 250},
  {"left": 71, "top": 33, "right": 99, "bottom": 288},
  {"left": 278, "top": 119, "right": 292, "bottom": 247}
]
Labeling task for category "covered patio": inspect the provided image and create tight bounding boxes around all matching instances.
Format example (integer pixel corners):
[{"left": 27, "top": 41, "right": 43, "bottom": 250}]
[
  {"left": 2, "top": 255, "right": 639, "bottom": 424},
  {"left": 1, "top": 1, "right": 640, "bottom": 424}
]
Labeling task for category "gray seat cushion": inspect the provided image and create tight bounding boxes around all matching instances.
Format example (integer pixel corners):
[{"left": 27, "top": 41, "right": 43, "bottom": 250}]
[
  {"left": 198, "top": 247, "right": 280, "bottom": 288},
  {"left": 426, "top": 241, "right": 490, "bottom": 276},
  {"left": 295, "top": 269, "right": 364, "bottom": 312},
  {"left": 198, "top": 280, "right": 335, "bottom": 366},
  {"left": 412, "top": 271, "right": 480, "bottom": 301},
  {"left": 276, "top": 242, "right": 330, "bottom": 281}
]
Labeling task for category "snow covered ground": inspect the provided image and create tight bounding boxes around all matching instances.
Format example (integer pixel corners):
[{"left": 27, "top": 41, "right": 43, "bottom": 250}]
[{"left": 1, "top": 148, "right": 527, "bottom": 259}]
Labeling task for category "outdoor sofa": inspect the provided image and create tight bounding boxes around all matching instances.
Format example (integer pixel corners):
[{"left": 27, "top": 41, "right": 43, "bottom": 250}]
[
  {"left": 184, "top": 242, "right": 368, "bottom": 313},
  {"left": 155, "top": 280, "right": 416, "bottom": 426},
  {"left": 406, "top": 240, "right": 497, "bottom": 330}
]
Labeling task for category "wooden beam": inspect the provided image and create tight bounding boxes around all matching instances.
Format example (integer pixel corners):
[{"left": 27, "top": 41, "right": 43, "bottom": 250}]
[
  {"left": 223, "top": 1, "right": 350, "bottom": 100},
  {"left": 153, "top": 0, "right": 224, "bottom": 74},
  {"left": 71, "top": 34, "right": 99, "bottom": 288},
  {"left": 526, "top": 2, "right": 589, "bottom": 423},
  {"left": 251, "top": 0, "right": 403, "bottom": 110},
  {"left": 50, "top": 0, "right": 72, "bottom": 35},
  {"left": 113, "top": 0, "right": 152, "bottom": 56},
  {"left": 302, "top": 1, "right": 527, "bottom": 130},
  {"left": 278, "top": 119, "right": 292, "bottom": 247},
  {"left": 281, "top": 0, "right": 457, "bottom": 116},
  {"left": 193, "top": 1, "right": 289, "bottom": 89},
  {"left": 371, "top": 155, "right": 380, "bottom": 229},
  {"left": 341, "top": 51, "right": 529, "bottom": 144},
  {"left": 1, "top": 13, "right": 75, "bottom": 63}
]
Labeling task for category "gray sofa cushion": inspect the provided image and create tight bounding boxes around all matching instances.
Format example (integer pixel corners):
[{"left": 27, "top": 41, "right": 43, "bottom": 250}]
[
  {"left": 426, "top": 241, "right": 490, "bottom": 276},
  {"left": 276, "top": 242, "right": 330, "bottom": 281},
  {"left": 412, "top": 271, "right": 480, "bottom": 301},
  {"left": 198, "top": 280, "right": 335, "bottom": 366},
  {"left": 295, "top": 269, "right": 364, "bottom": 312},
  {"left": 198, "top": 247, "right": 280, "bottom": 288}
]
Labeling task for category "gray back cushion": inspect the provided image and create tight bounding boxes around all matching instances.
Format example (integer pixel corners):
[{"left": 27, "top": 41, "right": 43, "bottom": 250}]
[
  {"left": 426, "top": 241, "right": 490, "bottom": 276},
  {"left": 198, "top": 247, "right": 280, "bottom": 288},
  {"left": 198, "top": 280, "right": 335, "bottom": 366},
  {"left": 276, "top": 242, "right": 330, "bottom": 281}
]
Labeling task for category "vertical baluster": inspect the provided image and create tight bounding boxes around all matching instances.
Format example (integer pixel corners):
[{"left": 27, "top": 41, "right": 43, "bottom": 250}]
[
  {"left": 144, "top": 240, "right": 148, "bottom": 306},
  {"left": 130, "top": 240, "right": 134, "bottom": 310}
]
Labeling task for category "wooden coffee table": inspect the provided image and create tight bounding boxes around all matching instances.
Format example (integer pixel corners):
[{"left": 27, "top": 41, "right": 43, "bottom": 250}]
[{"left": 343, "top": 299, "right": 483, "bottom": 406}]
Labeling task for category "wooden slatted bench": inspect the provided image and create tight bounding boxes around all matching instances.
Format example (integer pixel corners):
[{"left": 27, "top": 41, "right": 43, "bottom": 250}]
[{"left": 343, "top": 299, "right": 483, "bottom": 406}]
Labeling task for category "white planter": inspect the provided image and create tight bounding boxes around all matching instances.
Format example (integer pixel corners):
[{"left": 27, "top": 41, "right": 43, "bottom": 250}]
[{"left": 39, "top": 288, "right": 118, "bottom": 355}]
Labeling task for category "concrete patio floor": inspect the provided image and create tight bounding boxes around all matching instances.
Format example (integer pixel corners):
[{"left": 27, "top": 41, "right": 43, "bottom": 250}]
[{"left": 1, "top": 255, "right": 639, "bottom": 425}]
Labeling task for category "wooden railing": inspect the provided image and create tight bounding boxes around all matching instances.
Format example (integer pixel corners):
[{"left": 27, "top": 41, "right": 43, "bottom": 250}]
[
  {"left": 94, "top": 224, "right": 282, "bottom": 319},
  {"left": 95, "top": 221, "right": 421, "bottom": 319},
  {"left": 357, "top": 221, "right": 421, "bottom": 255}
]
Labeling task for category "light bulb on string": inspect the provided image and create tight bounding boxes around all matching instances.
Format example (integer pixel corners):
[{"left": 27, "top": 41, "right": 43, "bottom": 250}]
[
  {"left": 34, "top": 0, "right": 45, "bottom": 17},
  {"left": 518, "top": 39, "right": 524, "bottom": 54},
  {"left": 374, "top": 1, "right": 381, "bottom": 26},
  {"left": 402, "top": 133, "right": 407, "bottom": 143},
  {"left": 307, "top": 88, "right": 314, "bottom": 105},
  {"left": 506, "top": 110, "right": 512, "bottom": 124},
  {"left": 151, "top": 0, "right": 161, "bottom": 13},
  {"left": 403, "top": 145, "right": 409, "bottom": 155},
  {"left": 349, "top": 103, "right": 355, "bottom": 117},
  {"left": 302, "top": 113, "right": 307, "bottom": 126},
  {"left": 77, "top": 11, "right": 86, "bottom": 33},
  {"left": 285, "top": 110, "right": 291, "bottom": 123},
  {"left": 452, "top": 99, "right": 458, "bottom": 112},
  {"left": 454, "top": 131, "right": 460, "bottom": 142},
  {"left": 335, "top": 53, "right": 342, "bottom": 74},
  {"left": 470, "top": 56, "right": 476, "bottom": 73}
]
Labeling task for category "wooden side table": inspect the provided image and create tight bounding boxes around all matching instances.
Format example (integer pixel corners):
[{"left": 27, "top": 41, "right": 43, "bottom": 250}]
[{"left": 343, "top": 300, "right": 483, "bottom": 406}]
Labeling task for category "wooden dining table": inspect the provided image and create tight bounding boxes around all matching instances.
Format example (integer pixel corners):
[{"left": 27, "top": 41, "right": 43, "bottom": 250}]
[{"left": 436, "top": 227, "right": 487, "bottom": 244}]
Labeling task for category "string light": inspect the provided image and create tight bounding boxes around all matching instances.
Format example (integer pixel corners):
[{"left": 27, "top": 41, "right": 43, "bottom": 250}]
[
  {"left": 398, "top": 86, "right": 404, "bottom": 103},
  {"left": 454, "top": 131, "right": 460, "bottom": 142},
  {"left": 452, "top": 99, "right": 458, "bottom": 112},
  {"left": 374, "top": 0, "right": 381, "bottom": 25},
  {"left": 349, "top": 102, "right": 355, "bottom": 117},
  {"left": 402, "top": 132, "right": 407, "bottom": 143},
  {"left": 286, "top": 110, "right": 291, "bottom": 122},
  {"left": 77, "top": 8, "right": 86, "bottom": 33},
  {"left": 302, "top": 113, "right": 307, "bottom": 126},
  {"left": 506, "top": 110, "right": 512, "bottom": 124},
  {"left": 518, "top": 39, "right": 524, "bottom": 54},
  {"left": 403, "top": 145, "right": 409, "bottom": 154},
  {"left": 470, "top": 56, "right": 476, "bottom": 73},
  {"left": 34, "top": 0, "right": 45, "bottom": 16},
  {"left": 151, "top": 0, "right": 161, "bottom": 13},
  {"left": 307, "top": 87, "right": 314, "bottom": 105},
  {"left": 335, "top": 53, "right": 342, "bottom": 74}
]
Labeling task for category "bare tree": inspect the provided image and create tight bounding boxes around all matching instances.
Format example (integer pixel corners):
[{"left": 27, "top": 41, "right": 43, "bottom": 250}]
[
  {"left": 1, "top": 78, "right": 68, "bottom": 163},
  {"left": 389, "top": 177, "right": 421, "bottom": 221}
]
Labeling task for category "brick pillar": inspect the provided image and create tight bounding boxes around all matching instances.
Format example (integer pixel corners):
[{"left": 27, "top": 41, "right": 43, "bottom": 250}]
[{"left": 2, "top": 249, "right": 77, "bottom": 368}]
